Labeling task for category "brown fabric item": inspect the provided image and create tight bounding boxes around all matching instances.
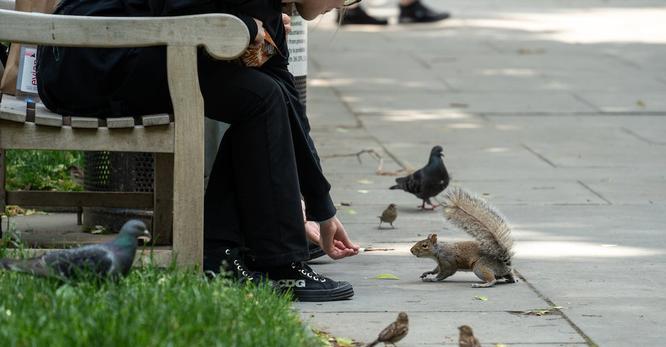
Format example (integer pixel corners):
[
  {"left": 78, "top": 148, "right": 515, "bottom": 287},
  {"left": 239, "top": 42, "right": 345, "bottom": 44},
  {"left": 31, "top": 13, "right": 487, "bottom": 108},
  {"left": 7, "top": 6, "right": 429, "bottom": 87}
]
[
  {"left": 0, "top": 0, "right": 57, "bottom": 95},
  {"left": 238, "top": 31, "right": 280, "bottom": 68}
]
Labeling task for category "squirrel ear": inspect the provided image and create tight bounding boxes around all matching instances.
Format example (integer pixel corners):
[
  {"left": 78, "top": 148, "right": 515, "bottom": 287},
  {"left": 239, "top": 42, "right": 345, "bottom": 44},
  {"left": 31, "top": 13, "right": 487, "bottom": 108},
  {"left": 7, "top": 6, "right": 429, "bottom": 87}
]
[{"left": 428, "top": 234, "right": 438, "bottom": 242}]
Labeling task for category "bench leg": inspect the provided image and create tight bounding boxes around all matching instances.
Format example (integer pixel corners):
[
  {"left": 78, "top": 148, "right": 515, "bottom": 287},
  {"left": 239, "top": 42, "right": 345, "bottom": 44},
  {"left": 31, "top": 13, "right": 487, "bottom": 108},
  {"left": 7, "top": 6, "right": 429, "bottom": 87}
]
[
  {"left": 0, "top": 149, "right": 5, "bottom": 238},
  {"left": 153, "top": 153, "right": 174, "bottom": 246},
  {"left": 167, "top": 46, "right": 204, "bottom": 269}
]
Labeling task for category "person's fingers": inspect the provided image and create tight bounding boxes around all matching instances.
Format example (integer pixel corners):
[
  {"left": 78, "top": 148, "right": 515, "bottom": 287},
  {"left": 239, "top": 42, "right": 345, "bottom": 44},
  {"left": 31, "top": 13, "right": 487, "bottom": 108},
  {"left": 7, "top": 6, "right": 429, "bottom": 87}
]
[
  {"left": 335, "top": 229, "right": 359, "bottom": 251},
  {"left": 331, "top": 218, "right": 360, "bottom": 250},
  {"left": 282, "top": 13, "right": 292, "bottom": 34},
  {"left": 253, "top": 18, "right": 265, "bottom": 44}
]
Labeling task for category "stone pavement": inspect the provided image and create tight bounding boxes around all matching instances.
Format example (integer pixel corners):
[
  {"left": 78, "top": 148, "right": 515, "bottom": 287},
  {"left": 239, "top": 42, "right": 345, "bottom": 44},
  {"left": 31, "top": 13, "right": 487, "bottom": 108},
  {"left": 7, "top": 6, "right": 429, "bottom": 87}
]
[{"left": 295, "top": 1, "right": 666, "bottom": 346}]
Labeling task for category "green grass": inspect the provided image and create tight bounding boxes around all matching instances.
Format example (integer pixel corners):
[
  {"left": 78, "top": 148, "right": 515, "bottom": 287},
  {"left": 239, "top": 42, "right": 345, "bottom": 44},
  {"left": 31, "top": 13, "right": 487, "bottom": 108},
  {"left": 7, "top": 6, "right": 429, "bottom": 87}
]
[
  {"left": 5, "top": 149, "right": 84, "bottom": 191},
  {"left": 0, "top": 259, "right": 322, "bottom": 347}
]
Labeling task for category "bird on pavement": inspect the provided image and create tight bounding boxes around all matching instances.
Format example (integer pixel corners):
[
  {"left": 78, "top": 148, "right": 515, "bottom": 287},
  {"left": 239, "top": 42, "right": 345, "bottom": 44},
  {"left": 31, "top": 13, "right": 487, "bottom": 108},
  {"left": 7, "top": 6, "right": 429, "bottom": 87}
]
[
  {"left": 367, "top": 311, "right": 409, "bottom": 346},
  {"left": 389, "top": 145, "right": 449, "bottom": 210},
  {"left": 378, "top": 203, "right": 398, "bottom": 229},
  {"left": 458, "top": 325, "right": 481, "bottom": 347},
  {"left": 0, "top": 220, "right": 150, "bottom": 281}
]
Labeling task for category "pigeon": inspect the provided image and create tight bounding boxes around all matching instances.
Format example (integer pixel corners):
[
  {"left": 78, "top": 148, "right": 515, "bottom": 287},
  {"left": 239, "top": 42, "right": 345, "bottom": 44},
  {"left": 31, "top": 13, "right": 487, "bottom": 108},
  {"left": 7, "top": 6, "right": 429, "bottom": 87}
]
[
  {"left": 458, "top": 325, "right": 481, "bottom": 347},
  {"left": 390, "top": 145, "right": 449, "bottom": 210},
  {"left": 367, "top": 312, "right": 409, "bottom": 346},
  {"left": 378, "top": 203, "right": 398, "bottom": 229},
  {"left": 0, "top": 220, "right": 150, "bottom": 281}
]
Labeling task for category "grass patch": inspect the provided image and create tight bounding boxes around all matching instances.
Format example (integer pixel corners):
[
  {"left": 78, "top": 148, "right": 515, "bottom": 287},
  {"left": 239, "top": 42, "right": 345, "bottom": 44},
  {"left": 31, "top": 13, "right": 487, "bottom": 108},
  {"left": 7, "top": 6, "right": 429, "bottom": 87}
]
[
  {"left": 0, "top": 262, "right": 322, "bottom": 347},
  {"left": 5, "top": 150, "right": 84, "bottom": 191}
]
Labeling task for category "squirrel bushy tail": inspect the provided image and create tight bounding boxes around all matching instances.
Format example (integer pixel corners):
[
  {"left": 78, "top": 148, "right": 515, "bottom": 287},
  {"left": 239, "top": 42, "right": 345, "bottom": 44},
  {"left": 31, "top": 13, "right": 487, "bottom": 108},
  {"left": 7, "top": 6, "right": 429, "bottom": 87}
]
[
  {"left": 442, "top": 186, "right": 514, "bottom": 264},
  {"left": 366, "top": 340, "right": 379, "bottom": 347}
]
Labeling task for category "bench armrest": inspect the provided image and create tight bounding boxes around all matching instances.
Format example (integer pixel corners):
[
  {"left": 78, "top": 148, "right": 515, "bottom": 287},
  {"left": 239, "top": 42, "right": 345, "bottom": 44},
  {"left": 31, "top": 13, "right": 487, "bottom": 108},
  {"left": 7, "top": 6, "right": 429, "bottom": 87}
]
[{"left": 0, "top": 9, "right": 249, "bottom": 59}]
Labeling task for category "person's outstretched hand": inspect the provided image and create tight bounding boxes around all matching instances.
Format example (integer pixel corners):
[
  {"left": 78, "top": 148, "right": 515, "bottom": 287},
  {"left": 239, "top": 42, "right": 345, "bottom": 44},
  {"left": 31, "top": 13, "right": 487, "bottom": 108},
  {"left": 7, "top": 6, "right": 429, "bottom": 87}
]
[{"left": 319, "top": 216, "right": 360, "bottom": 259}]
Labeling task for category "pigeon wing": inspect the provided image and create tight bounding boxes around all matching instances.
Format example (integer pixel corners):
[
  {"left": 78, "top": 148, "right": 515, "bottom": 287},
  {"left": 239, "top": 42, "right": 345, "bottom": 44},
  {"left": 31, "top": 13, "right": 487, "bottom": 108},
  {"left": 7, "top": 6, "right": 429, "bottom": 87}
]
[
  {"left": 43, "top": 245, "right": 115, "bottom": 279},
  {"left": 0, "top": 257, "right": 56, "bottom": 278}
]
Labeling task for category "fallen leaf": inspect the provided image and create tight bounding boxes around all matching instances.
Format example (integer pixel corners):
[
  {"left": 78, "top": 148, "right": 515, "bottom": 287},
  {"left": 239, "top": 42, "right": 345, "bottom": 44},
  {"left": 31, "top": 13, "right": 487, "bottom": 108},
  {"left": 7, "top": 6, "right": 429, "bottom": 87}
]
[
  {"left": 357, "top": 179, "right": 373, "bottom": 185},
  {"left": 474, "top": 295, "right": 488, "bottom": 301},
  {"left": 636, "top": 100, "right": 646, "bottom": 108},
  {"left": 357, "top": 190, "right": 369, "bottom": 194},
  {"left": 346, "top": 209, "right": 357, "bottom": 215},
  {"left": 340, "top": 202, "right": 352, "bottom": 206},
  {"left": 335, "top": 337, "right": 355, "bottom": 347},
  {"left": 496, "top": 344, "right": 508, "bottom": 347},
  {"left": 373, "top": 273, "right": 400, "bottom": 280}
]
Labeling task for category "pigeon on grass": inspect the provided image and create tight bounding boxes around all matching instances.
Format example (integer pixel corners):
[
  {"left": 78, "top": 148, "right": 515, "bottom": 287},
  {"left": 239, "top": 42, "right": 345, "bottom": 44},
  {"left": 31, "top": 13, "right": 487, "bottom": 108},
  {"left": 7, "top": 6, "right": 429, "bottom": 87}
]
[
  {"left": 0, "top": 220, "right": 150, "bottom": 281},
  {"left": 390, "top": 145, "right": 450, "bottom": 210}
]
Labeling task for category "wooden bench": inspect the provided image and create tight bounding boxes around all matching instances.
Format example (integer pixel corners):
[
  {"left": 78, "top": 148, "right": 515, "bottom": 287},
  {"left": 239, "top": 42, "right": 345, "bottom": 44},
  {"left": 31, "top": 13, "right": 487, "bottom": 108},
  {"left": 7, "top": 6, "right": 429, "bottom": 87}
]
[{"left": 0, "top": 8, "right": 249, "bottom": 267}]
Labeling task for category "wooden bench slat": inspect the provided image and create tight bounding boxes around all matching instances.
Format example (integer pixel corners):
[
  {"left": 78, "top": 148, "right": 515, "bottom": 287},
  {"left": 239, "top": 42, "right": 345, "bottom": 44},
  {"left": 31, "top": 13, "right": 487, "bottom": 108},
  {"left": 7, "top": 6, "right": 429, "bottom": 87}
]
[
  {"left": 34, "top": 113, "right": 63, "bottom": 127},
  {"left": 107, "top": 117, "right": 137, "bottom": 128},
  {"left": 0, "top": 119, "right": 175, "bottom": 152},
  {"left": 0, "top": 95, "right": 27, "bottom": 122},
  {"left": 0, "top": 111, "right": 26, "bottom": 123},
  {"left": 71, "top": 116, "right": 100, "bottom": 128},
  {"left": 142, "top": 114, "right": 171, "bottom": 127},
  {"left": 6, "top": 191, "right": 154, "bottom": 208}
]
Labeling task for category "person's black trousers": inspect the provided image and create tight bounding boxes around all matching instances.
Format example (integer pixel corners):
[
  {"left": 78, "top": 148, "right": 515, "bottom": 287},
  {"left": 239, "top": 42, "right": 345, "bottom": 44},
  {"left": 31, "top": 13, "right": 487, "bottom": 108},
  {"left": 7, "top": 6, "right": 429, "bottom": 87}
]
[
  {"left": 38, "top": 44, "right": 337, "bottom": 267},
  {"left": 35, "top": 0, "right": 337, "bottom": 269}
]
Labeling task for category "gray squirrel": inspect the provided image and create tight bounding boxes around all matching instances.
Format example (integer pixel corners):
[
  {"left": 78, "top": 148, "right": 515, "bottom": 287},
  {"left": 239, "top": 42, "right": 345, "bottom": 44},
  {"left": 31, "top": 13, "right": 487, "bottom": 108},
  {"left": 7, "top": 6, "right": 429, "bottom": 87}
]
[{"left": 410, "top": 186, "right": 516, "bottom": 288}]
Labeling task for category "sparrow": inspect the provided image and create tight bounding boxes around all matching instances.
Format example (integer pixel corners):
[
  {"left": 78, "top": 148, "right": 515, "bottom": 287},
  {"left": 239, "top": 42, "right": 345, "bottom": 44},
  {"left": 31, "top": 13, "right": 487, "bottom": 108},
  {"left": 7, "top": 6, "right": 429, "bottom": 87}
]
[
  {"left": 458, "top": 325, "right": 481, "bottom": 347},
  {"left": 378, "top": 203, "right": 397, "bottom": 229},
  {"left": 367, "top": 312, "right": 409, "bottom": 346}
]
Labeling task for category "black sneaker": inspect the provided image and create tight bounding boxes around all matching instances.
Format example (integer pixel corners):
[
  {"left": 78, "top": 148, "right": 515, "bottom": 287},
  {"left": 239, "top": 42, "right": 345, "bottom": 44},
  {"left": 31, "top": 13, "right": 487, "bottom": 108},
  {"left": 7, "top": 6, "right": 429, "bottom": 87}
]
[
  {"left": 338, "top": 7, "right": 388, "bottom": 26},
  {"left": 203, "top": 247, "right": 272, "bottom": 286},
  {"left": 307, "top": 242, "right": 327, "bottom": 261},
  {"left": 263, "top": 262, "right": 354, "bottom": 302},
  {"left": 399, "top": 1, "right": 450, "bottom": 23}
]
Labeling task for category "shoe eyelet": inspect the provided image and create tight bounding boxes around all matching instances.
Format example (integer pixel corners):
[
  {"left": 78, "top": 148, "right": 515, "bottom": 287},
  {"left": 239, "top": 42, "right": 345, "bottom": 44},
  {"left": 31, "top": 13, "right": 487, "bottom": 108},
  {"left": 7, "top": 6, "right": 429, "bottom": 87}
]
[
  {"left": 312, "top": 276, "right": 319, "bottom": 281},
  {"left": 233, "top": 260, "right": 239, "bottom": 265},
  {"left": 241, "top": 270, "right": 247, "bottom": 276},
  {"left": 225, "top": 249, "right": 231, "bottom": 255}
]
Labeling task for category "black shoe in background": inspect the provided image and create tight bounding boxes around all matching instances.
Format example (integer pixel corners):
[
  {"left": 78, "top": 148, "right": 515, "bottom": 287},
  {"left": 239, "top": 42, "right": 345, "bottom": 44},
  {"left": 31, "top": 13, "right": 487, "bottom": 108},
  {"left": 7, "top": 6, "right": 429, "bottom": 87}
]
[
  {"left": 399, "top": 0, "right": 450, "bottom": 23},
  {"left": 262, "top": 262, "right": 354, "bottom": 302},
  {"left": 337, "top": 7, "right": 388, "bottom": 25},
  {"left": 307, "top": 242, "right": 326, "bottom": 261}
]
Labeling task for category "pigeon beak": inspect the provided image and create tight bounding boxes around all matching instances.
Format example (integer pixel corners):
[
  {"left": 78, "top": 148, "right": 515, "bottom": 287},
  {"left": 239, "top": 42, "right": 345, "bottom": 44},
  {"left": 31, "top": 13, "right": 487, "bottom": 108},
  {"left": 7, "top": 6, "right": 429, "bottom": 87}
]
[{"left": 138, "top": 230, "right": 152, "bottom": 242}]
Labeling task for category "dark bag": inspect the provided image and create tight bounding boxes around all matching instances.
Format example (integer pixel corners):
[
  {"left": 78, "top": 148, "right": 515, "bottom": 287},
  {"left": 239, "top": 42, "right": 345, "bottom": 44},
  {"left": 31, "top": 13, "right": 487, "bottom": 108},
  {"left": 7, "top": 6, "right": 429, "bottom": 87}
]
[{"left": 36, "top": 0, "right": 153, "bottom": 117}]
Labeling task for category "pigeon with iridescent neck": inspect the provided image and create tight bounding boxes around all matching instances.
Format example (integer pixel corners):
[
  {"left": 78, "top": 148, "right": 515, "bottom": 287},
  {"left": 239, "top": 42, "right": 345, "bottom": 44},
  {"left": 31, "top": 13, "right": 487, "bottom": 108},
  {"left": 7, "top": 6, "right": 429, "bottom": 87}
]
[
  {"left": 390, "top": 145, "right": 449, "bottom": 210},
  {"left": 0, "top": 220, "right": 150, "bottom": 280}
]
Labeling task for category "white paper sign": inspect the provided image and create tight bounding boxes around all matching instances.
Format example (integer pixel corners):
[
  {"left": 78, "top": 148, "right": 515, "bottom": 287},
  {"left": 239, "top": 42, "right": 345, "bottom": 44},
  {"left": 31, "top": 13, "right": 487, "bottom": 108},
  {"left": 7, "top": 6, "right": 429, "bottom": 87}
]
[
  {"left": 287, "top": 14, "right": 307, "bottom": 77},
  {"left": 17, "top": 46, "right": 38, "bottom": 94}
]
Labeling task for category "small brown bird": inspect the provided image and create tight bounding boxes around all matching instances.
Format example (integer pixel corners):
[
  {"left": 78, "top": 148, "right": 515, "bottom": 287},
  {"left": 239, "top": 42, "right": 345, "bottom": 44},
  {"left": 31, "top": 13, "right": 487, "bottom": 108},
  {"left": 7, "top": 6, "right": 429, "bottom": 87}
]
[
  {"left": 458, "top": 325, "right": 481, "bottom": 347},
  {"left": 367, "top": 312, "right": 409, "bottom": 346},
  {"left": 378, "top": 203, "right": 398, "bottom": 229}
]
